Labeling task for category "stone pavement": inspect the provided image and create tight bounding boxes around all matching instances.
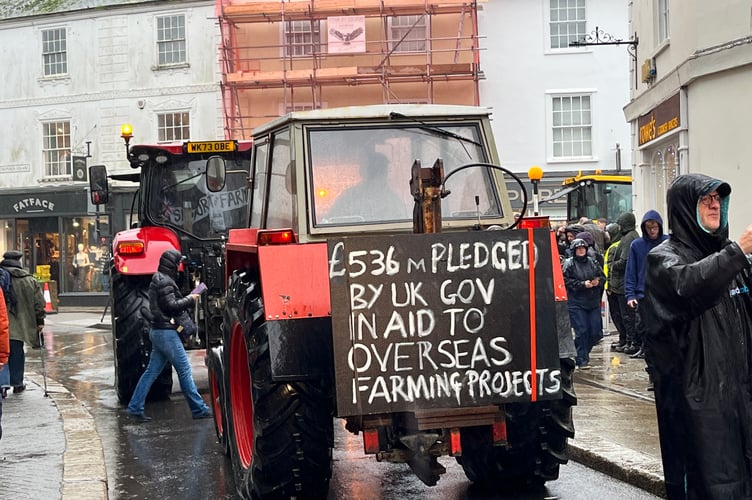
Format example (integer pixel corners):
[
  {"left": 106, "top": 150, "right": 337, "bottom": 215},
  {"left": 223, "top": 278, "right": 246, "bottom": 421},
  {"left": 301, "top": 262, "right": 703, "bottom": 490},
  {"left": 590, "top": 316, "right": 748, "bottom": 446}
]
[
  {"left": 0, "top": 307, "right": 108, "bottom": 500},
  {"left": 570, "top": 335, "right": 665, "bottom": 497},
  {"left": 0, "top": 310, "right": 667, "bottom": 499}
]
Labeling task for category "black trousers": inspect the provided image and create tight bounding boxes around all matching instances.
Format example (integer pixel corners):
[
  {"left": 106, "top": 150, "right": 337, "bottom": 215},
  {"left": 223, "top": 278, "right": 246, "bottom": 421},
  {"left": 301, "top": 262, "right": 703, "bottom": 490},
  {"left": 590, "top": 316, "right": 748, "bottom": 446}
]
[{"left": 607, "top": 291, "right": 627, "bottom": 344}]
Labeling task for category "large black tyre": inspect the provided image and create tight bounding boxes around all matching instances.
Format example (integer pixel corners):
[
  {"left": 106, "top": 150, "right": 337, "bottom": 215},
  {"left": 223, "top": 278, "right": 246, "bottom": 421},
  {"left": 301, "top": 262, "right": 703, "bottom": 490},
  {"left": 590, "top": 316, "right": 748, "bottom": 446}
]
[
  {"left": 457, "top": 357, "right": 577, "bottom": 487},
  {"left": 112, "top": 269, "right": 173, "bottom": 404},
  {"left": 223, "top": 270, "right": 333, "bottom": 500}
]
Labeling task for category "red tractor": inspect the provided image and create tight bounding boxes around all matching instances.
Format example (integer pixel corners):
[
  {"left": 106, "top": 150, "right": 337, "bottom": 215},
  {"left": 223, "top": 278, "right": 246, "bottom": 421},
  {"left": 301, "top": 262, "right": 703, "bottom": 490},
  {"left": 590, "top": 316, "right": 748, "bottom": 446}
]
[
  {"left": 90, "top": 127, "right": 252, "bottom": 403},
  {"left": 205, "top": 105, "right": 577, "bottom": 499}
]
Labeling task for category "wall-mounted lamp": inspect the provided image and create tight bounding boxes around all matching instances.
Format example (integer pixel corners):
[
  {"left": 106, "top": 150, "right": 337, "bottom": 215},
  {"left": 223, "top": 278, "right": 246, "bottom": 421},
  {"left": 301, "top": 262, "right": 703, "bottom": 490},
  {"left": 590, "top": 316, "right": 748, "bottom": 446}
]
[
  {"left": 121, "top": 123, "right": 133, "bottom": 158},
  {"left": 72, "top": 219, "right": 80, "bottom": 228}
]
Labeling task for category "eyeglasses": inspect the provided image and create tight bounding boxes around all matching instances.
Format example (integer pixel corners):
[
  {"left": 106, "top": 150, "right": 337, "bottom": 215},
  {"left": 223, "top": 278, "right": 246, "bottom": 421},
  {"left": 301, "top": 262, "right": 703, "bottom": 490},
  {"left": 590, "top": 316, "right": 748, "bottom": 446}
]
[{"left": 699, "top": 194, "right": 721, "bottom": 206}]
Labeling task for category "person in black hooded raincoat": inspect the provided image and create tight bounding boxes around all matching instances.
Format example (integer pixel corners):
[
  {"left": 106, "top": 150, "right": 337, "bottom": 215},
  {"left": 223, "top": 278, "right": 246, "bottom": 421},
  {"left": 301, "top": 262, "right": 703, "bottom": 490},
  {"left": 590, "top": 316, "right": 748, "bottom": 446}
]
[{"left": 642, "top": 173, "right": 752, "bottom": 499}]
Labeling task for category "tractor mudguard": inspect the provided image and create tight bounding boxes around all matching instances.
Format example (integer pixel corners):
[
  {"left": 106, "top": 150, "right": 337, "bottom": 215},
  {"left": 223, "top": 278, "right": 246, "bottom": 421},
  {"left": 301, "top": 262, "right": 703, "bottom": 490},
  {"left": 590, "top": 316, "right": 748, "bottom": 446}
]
[
  {"left": 548, "top": 231, "right": 576, "bottom": 359},
  {"left": 112, "top": 226, "right": 181, "bottom": 275},
  {"left": 266, "top": 317, "right": 334, "bottom": 381},
  {"left": 257, "top": 242, "right": 331, "bottom": 319},
  {"left": 255, "top": 242, "right": 333, "bottom": 381}
]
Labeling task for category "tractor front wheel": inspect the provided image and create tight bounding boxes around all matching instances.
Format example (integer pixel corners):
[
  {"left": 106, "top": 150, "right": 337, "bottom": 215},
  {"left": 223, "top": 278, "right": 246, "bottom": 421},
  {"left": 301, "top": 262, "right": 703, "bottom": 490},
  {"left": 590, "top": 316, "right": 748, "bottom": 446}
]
[{"left": 111, "top": 270, "right": 173, "bottom": 404}]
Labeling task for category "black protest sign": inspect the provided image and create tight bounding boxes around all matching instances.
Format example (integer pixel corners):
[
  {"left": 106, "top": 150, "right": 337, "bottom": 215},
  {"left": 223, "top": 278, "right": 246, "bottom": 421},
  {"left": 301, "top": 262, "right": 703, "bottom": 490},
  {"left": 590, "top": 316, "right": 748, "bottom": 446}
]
[{"left": 328, "top": 229, "right": 561, "bottom": 417}]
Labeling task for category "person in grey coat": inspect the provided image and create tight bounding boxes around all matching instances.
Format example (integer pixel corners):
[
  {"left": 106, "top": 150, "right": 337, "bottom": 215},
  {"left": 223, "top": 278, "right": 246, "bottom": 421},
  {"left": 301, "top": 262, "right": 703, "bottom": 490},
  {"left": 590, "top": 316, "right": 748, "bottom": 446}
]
[{"left": 0, "top": 250, "right": 45, "bottom": 393}]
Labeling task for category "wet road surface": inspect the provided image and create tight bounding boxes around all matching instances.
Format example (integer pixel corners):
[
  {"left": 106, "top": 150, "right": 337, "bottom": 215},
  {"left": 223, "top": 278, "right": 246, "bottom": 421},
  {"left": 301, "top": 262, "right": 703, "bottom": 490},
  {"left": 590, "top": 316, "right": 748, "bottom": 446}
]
[{"left": 27, "top": 314, "right": 662, "bottom": 499}]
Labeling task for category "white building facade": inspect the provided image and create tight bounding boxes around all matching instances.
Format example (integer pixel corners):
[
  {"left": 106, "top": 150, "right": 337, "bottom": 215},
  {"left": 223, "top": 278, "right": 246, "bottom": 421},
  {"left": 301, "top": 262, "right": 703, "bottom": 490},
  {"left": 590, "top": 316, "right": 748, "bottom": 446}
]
[
  {"left": 624, "top": 0, "right": 752, "bottom": 232},
  {"left": 0, "top": 0, "right": 221, "bottom": 304},
  {"left": 479, "top": 0, "right": 632, "bottom": 220}
]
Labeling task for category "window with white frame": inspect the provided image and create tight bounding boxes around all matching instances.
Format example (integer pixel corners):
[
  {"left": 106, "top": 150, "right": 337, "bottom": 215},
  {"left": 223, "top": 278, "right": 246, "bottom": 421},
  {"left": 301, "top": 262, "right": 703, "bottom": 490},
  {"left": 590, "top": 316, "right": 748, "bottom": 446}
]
[
  {"left": 284, "top": 20, "right": 321, "bottom": 57},
  {"left": 43, "top": 121, "right": 71, "bottom": 177},
  {"left": 157, "top": 14, "right": 186, "bottom": 66},
  {"left": 549, "top": 0, "right": 586, "bottom": 49},
  {"left": 657, "top": 0, "right": 670, "bottom": 43},
  {"left": 42, "top": 28, "right": 68, "bottom": 77},
  {"left": 389, "top": 15, "right": 427, "bottom": 53},
  {"left": 551, "top": 94, "right": 592, "bottom": 158},
  {"left": 157, "top": 112, "right": 190, "bottom": 142}
]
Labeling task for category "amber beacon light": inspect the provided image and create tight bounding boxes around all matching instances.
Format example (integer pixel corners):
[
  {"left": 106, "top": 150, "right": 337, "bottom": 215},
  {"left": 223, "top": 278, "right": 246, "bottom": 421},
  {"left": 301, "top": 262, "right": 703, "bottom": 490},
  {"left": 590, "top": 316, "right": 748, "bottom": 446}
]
[{"left": 527, "top": 166, "right": 544, "bottom": 216}]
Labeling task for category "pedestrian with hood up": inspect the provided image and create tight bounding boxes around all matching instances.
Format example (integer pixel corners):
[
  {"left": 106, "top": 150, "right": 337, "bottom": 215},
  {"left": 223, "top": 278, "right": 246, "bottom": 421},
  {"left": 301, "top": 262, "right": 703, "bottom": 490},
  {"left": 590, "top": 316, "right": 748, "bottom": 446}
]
[
  {"left": 126, "top": 249, "right": 211, "bottom": 422},
  {"left": 575, "top": 230, "right": 604, "bottom": 268},
  {"left": 0, "top": 250, "right": 45, "bottom": 394},
  {"left": 603, "top": 222, "right": 626, "bottom": 343},
  {"left": 608, "top": 212, "right": 640, "bottom": 351},
  {"left": 574, "top": 230, "right": 606, "bottom": 345},
  {"left": 563, "top": 238, "right": 606, "bottom": 370},
  {"left": 563, "top": 223, "right": 585, "bottom": 258},
  {"left": 641, "top": 174, "right": 752, "bottom": 499},
  {"left": 624, "top": 210, "right": 669, "bottom": 359}
]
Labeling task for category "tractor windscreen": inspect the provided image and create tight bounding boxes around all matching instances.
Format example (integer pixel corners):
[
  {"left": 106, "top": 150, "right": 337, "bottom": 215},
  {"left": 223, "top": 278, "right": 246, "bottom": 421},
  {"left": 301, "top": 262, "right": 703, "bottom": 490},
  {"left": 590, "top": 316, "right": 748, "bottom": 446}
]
[
  {"left": 309, "top": 123, "right": 502, "bottom": 226},
  {"left": 567, "top": 181, "right": 632, "bottom": 223},
  {"left": 146, "top": 157, "right": 249, "bottom": 239}
]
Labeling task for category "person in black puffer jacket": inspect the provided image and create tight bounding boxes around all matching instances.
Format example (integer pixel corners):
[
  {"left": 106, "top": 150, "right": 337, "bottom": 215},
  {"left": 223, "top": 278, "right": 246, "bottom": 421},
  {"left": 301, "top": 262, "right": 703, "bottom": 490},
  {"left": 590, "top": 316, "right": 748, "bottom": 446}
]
[
  {"left": 126, "top": 249, "right": 211, "bottom": 422},
  {"left": 563, "top": 238, "right": 606, "bottom": 369}
]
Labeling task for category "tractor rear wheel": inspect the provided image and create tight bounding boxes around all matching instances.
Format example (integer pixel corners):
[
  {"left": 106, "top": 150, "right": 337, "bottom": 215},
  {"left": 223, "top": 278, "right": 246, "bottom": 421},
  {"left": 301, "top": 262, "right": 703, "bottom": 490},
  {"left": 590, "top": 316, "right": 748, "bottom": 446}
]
[
  {"left": 111, "top": 269, "right": 173, "bottom": 404},
  {"left": 457, "top": 358, "right": 577, "bottom": 487},
  {"left": 223, "top": 270, "right": 333, "bottom": 499}
]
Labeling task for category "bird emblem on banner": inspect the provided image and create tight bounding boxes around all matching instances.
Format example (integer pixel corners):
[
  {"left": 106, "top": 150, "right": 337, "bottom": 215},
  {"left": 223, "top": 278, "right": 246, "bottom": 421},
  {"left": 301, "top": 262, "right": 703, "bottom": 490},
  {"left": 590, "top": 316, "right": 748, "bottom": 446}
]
[{"left": 329, "top": 27, "right": 363, "bottom": 45}]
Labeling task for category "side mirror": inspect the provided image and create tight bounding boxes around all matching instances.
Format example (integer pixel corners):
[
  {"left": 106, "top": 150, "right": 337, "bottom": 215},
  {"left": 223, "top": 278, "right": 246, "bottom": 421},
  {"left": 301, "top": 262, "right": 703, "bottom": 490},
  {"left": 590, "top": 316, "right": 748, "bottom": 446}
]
[
  {"left": 89, "top": 165, "right": 110, "bottom": 205},
  {"left": 206, "top": 156, "right": 226, "bottom": 192}
]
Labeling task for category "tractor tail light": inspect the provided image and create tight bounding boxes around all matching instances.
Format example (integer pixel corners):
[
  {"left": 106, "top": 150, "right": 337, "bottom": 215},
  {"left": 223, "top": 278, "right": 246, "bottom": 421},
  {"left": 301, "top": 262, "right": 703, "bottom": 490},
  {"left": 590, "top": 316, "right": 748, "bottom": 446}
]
[
  {"left": 117, "top": 241, "right": 145, "bottom": 255},
  {"left": 363, "top": 428, "right": 380, "bottom": 454},
  {"left": 517, "top": 216, "right": 550, "bottom": 229},
  {"left": 449, "top": 427, "right": 462, "bottom": 456},
  {"left": 257, "top": 230, "right": 296, "bottom": 246},
  {"left": 492, "top": 419, "right": 507, "bottom": 444}
]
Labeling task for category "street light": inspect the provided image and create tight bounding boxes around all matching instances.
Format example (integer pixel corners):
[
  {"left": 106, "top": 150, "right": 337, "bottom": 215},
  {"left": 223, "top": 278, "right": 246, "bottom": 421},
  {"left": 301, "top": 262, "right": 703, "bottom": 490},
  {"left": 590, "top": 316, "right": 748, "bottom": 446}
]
[
  {"left": 121, "top": 124, "right": 133, "bottom": 158},
  {"left": 527, "top": 166, "right": 544, "bottom": 216}
]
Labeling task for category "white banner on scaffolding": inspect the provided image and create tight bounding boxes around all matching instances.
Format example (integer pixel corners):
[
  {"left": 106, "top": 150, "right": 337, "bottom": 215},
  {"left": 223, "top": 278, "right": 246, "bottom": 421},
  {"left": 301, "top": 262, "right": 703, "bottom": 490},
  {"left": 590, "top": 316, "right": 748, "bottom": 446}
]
[{"left": 327, "top": 16, "right": 365, "bottom": 54}]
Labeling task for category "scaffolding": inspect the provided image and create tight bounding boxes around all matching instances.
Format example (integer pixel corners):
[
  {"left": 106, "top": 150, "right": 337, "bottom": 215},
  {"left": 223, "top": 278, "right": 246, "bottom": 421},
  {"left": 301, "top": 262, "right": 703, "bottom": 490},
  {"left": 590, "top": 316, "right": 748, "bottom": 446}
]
[{"left": 217, "top": 0, "right": 484, "bottom": 139}]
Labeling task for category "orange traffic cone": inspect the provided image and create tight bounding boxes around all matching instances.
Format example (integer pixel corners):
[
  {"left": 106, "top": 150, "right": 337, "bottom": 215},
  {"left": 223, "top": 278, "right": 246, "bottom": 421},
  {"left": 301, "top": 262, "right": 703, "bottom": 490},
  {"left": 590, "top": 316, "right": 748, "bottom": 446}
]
[{"left": 43, "top": 282, "right": 56, "bottom": 314}]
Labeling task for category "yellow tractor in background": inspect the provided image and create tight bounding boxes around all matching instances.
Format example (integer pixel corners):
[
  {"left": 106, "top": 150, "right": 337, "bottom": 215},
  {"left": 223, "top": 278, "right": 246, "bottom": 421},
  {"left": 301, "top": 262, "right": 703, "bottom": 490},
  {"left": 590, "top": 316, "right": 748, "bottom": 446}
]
[{"left": 542, "top": 170, "right": 632, "bottom": 223}]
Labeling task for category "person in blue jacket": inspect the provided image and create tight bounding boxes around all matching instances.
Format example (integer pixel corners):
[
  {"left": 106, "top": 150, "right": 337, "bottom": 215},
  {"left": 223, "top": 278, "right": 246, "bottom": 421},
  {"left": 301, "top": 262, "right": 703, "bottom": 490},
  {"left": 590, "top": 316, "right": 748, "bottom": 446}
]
[{"left": 624, "top": 209, "right": 668, "bottom": 359}]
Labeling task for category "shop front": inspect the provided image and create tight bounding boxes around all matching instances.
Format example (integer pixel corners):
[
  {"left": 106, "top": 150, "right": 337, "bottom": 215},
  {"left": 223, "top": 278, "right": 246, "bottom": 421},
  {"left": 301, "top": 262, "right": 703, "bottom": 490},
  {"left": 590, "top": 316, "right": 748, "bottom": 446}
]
[{"left": 0, "top": 187, "right": 111, "bottom": 307}]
